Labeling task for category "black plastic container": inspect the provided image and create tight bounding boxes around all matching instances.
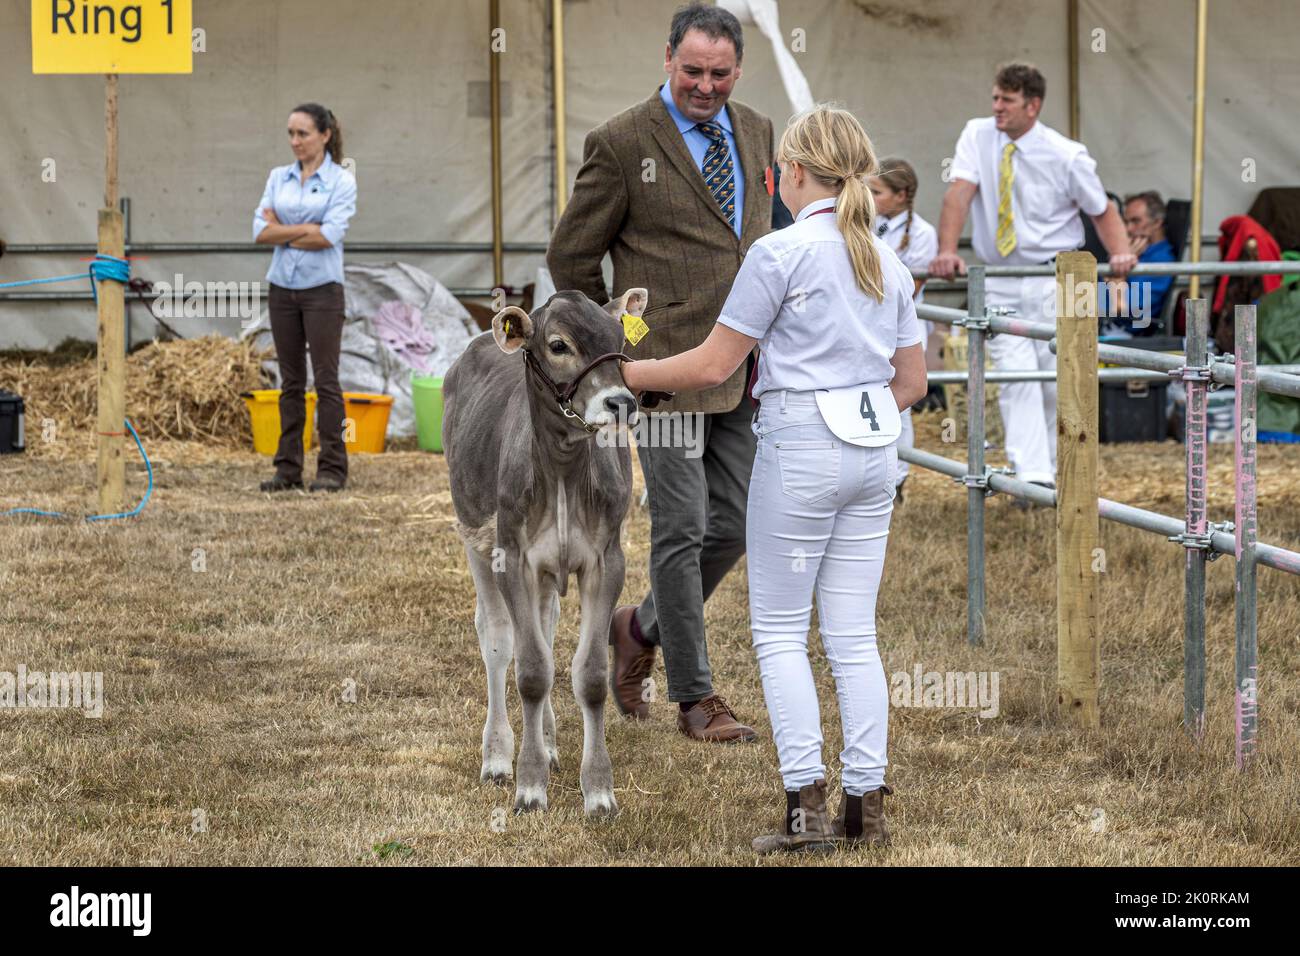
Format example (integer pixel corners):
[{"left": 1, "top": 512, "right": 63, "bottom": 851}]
[
  {"left": 0, "top": 390, "right": 25, "bottom": 454},
  {"left": 1097, "top": 334, "right": 1180, "bottom": 443},
  {"left": 1099, "top": 379, "right": 1169, "bottom": 442}
]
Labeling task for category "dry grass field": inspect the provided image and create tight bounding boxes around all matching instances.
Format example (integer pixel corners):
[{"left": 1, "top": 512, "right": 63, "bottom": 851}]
[{"left": 1, "top": 410, "right": 1298, "bottom": 866}]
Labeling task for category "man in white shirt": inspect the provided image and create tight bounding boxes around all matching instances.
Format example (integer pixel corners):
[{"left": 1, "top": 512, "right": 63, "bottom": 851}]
[{"left": 929, "top": 63, "right": 1135, "bottom": 486}]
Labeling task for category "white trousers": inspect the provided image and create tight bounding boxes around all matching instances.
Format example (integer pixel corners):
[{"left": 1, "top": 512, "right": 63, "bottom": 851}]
[
  {"left": 747, "top": 390, "right": 895, "bottom": 795},
  {"left": 985, "top": 275, "right": 1058, "bottom": 484},
  {"left": 897, "top": 407, "right": 912, "bottom": 482}
]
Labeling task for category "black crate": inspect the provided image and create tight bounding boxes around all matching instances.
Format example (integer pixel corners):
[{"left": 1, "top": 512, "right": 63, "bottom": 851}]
[
  {"left": 1100, "top": 334, "right": 1184, "bottom": 352},
  {"left": 1099, "top": 379, "right": 1168, "bottom": 443},
  {"left": 0, "top": 390, "right": 25, "bottom": 454}
]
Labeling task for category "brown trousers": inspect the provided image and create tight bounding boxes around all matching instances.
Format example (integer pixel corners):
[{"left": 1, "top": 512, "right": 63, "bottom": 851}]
[{"left": 268, "top": 281, "right": 348, "bottom": 483}]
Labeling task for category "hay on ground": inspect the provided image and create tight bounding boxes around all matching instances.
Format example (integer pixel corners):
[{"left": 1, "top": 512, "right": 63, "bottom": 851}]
[{"left": 0, "top": 336, "right": 271, "bottom": 455}]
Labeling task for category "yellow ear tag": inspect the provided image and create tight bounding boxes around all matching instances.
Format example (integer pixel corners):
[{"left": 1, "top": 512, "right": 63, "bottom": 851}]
[{"left": 621, "top": 312, "right": 649, "bottom": 346}]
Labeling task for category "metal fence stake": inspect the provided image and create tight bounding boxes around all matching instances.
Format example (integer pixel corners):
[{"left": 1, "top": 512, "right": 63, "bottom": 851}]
[
  {"left": 966, "top": 265, "right": 987, "bottom": 646},
  {"left": 1182, "top": 299, "right": 1209, "bottom": 739},
  {"left": 1235, "top": 304, "right": 1259, "bottom": 769}
]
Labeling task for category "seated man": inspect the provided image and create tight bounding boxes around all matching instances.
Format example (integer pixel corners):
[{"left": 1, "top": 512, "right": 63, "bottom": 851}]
[{"left": 1100, "top": 191, "right": 1175, "bottom": 336}]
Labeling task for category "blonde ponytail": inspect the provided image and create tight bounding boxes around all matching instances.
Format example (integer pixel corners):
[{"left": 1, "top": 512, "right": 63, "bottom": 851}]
[
  {"left": 777, "top": 105, "right": 885, "bottom": 302},
  {"left": 837, "top": 173, "right": 885, "bottom": 302}
]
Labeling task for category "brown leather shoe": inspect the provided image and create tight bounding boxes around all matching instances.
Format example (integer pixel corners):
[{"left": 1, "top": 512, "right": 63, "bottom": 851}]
[
  {"left": 752, "top": 779, "right": 843, "bottom": 854},
  {"left": 833, "top": 784, "right": 893, "bottom": 847},
  {"left": 676, "top": 694, "right": 757, "bottom": 743},
  {"left": 608, "top": 605, "right": 654, "bottom": 720}
]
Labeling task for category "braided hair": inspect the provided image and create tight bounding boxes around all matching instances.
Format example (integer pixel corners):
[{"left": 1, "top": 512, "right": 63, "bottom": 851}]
[{"left": 874, "top": 157, "right": 919, "bottom": 253}]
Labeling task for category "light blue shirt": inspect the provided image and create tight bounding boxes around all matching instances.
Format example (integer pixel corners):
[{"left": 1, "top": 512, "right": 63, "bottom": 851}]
[
  {"left": 253, "top": 152, "right": 357, "bottom": 289},
  {"left": 658, "top": 83, "right": 745, "bottom": 238}
]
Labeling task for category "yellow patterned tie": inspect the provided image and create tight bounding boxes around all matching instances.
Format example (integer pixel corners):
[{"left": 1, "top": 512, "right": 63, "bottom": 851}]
[{"left": 996, "top": 141, "right": 1017, "bottom": 257}]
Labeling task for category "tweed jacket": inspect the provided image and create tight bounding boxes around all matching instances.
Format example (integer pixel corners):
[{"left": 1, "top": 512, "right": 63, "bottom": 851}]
[{"left": 546, "top": 87, "right": 775, "bottom": 414}]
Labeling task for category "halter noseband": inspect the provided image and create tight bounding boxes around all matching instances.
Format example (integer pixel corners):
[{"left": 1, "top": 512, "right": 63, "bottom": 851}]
[{"left": 522, "top": 348, "right": 634, "bottom": 433}]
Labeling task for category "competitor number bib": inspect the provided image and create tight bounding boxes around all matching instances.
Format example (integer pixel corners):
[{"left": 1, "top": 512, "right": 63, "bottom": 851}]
[{"left": 813, "top": 382, "right": 902, "bottom": 447}]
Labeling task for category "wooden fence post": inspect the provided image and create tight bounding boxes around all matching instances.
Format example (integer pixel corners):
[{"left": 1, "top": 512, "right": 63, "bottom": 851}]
[
  {"left": 1056, "top": 252, "right": 1100, "bottom": 729},
  {"left": 96, "top": 73, "right": 125, "bottom": 513}
]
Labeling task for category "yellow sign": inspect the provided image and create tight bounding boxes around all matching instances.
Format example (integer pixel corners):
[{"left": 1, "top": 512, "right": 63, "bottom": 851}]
[
  {"left": 31, "top": 0, "right": 192, "bottom": 74},
  {"left": 621, "top": 312, "right": 649, "bottom": 346}
]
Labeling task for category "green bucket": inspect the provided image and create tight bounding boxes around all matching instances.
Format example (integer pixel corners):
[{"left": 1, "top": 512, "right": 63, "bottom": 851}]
[{"left": 412, "top": 374, "right": 445, "bottom": 453}]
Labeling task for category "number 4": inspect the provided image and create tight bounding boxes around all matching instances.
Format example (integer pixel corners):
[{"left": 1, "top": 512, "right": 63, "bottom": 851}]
[{"left": 860, "top": 391, "right": 880, "bottom": 430}]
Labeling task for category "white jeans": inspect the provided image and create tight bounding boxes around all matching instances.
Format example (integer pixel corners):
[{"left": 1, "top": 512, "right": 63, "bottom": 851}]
[
  {"left": 897, "top": 407, "right": 912, "bottom": 482},
  {"left": 747, "top": 390, "right": 895, "bottom": 795},
  {"left": 985, "top": 275, "right": 1058, "bottom": 484}
]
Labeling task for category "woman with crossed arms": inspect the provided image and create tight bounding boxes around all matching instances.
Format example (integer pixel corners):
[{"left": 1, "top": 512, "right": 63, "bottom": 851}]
[{"left": 253, "top": 102, "right": 357, "bottom": 494}]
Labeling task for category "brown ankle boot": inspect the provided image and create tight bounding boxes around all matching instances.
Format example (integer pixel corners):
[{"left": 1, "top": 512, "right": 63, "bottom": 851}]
[
  {"left": 834, "top": 784, "right": 893, "bottom": 847},
  {"left": 751, "top": 779, "right": 843, "bottom": 854}
]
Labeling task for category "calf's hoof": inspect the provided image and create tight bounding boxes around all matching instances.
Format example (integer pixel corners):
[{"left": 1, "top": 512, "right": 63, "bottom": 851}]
[
  {"left": 480, "top": 755, "right": 513, "bottom": 786},
  {"left": 583, "top": 792, "right": 619, "bottom": 819},
  {"left": 513, "top": 785, "right": 548, "bottom": 814}
]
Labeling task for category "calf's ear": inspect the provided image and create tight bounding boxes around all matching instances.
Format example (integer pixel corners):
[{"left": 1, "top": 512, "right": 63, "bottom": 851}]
[
  {"left": 605, "top": 287, "right": 649, "bottom": 320},
  {"left": 492, "top": 306, "right": 534, "bottom": 354}
]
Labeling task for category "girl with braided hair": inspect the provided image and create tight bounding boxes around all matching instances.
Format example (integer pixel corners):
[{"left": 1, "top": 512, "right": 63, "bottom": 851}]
[{"left": 869, "top": 158, "right": 938, "bottom": 501}]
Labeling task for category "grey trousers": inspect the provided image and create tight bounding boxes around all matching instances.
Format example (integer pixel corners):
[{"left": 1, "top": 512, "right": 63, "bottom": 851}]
[{"left": 633, "top": 381, "right": 757, "bottom": 702}]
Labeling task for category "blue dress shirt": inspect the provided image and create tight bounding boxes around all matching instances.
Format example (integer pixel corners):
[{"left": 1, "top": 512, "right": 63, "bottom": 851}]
[
  {"left": 253, "top": 152, "right": 357, "bottom": 289},
  {"left": 658, "top": 83, "right": 745, "bottom": 238}
]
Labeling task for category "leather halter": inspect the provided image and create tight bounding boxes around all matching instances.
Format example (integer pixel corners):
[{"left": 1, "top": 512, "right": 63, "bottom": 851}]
[{"left": 522, "top": 347, "right": 633, "bottom": 433}]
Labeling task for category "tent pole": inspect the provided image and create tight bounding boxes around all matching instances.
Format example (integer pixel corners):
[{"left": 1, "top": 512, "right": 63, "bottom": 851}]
[
  {"left": 1067, "top": 0, "right": 1079, "bottom": 140},
  {"left": 553, "top": 0, "right": 568, "bottom": 220},
  {"left": 1189, "top": 0, "right": 1208, "bottom": 300},
  {"left": 490, "top": 0, "right": 504, "bottom": 289}
]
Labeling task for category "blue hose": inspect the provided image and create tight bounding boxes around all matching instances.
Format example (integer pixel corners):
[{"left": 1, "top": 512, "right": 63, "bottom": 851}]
[
  {"left": 2, "top": 418, "right": 153, "bottom": 522},
  {"left": 1, "top": 256, "right": 146, "bottom": 521}
]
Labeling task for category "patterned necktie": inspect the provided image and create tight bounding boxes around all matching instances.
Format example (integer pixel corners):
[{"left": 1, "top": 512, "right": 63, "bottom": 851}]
[
  {"left": 696, "top": 121, "right": 736, "bottom": 229},
  {"left": 996, "top": 141, "right": 1018, "bottom": 257}
]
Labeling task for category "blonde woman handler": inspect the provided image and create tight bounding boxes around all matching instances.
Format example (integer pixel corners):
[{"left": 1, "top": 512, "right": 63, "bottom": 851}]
[
  {"left": 868, "top": 158, "right": 938, "bottom": 501},
  {"left": 253, "top": 103, "right": 357, "bottom": 493},
  {"left": 622, "top": 106, "right": 927, "bottom": 853}
]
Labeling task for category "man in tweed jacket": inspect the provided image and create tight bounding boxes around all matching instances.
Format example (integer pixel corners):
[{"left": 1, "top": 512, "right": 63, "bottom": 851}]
[{"left": 547, "top": 3, "right": 774, "bottom": 743}]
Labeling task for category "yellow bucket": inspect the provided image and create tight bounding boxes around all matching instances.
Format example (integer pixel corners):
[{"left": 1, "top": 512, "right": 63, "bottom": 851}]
[
  {"left": 241, "top": 389, "right": 317, "bottom": 456},
  {"left": 343, "top": 392, "right": 394, "bottom": 453}
]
